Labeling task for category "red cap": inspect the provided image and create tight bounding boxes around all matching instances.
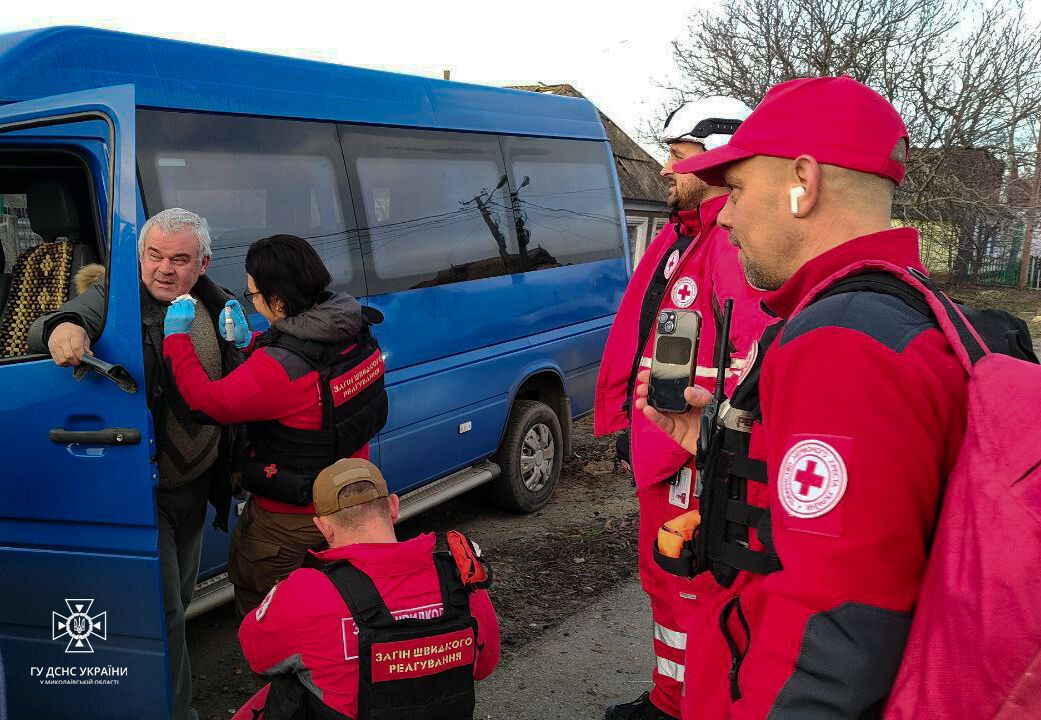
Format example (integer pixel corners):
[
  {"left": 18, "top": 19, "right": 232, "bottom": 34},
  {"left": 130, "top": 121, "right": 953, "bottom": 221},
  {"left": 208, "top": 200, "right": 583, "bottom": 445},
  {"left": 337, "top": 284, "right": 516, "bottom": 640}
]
[{"left": 673, "top": 76, "right": 909, "bottom": 186}]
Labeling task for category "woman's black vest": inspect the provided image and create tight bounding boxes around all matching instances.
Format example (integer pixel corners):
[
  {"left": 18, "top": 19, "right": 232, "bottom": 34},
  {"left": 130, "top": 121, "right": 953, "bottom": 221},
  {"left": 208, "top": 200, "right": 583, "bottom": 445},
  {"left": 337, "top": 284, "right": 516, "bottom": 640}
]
[{"left": 240, "top": 324, "right": 388, "bottom": 505}]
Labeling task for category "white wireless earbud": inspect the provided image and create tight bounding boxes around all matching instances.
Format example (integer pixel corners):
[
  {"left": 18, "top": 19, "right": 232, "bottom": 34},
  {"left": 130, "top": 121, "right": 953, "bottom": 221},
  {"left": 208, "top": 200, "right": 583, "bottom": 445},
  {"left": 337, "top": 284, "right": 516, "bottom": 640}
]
[{"left": 789, "top": 186, "right": 806, "bottom": 216}]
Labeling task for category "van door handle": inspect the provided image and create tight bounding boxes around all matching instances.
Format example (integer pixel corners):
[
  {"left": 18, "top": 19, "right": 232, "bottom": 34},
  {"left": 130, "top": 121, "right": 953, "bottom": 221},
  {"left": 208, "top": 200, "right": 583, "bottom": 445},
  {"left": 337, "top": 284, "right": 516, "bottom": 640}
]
[{"left": 48, "top": 428, "right": 142, "bottom": 445}]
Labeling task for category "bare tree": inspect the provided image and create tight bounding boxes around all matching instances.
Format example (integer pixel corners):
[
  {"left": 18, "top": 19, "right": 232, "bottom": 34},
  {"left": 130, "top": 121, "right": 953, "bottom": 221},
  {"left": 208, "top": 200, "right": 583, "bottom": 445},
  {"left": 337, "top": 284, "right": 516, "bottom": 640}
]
[{"left": 656, "top": 0, "right": 1041, "bottom": 285}]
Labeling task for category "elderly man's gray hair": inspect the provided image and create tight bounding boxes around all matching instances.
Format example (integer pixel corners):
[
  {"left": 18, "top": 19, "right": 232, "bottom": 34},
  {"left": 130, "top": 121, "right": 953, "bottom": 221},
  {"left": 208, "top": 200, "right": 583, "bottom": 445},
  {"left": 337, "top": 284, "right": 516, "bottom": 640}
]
[{"left": 138, "top": 208, "right": 213, "bottom": 265}]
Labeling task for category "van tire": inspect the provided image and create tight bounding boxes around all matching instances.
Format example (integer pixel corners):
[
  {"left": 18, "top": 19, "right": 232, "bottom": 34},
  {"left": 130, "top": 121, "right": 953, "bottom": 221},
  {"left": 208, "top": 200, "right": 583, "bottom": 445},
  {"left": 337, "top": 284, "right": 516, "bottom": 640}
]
[{"left": 491, "top": 400, "right": 563, "bottom": 512}]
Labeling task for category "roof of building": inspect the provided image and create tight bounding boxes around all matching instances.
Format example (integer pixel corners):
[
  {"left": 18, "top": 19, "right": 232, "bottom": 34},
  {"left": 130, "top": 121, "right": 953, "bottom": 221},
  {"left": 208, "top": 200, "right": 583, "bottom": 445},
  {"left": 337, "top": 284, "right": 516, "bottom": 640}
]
[
  {"left": 898, "top": 146, "right": 1006, "bottom": 215},
  {"left": 0, "top": 27, "right": 606, "bottom": 140},
  {"left": 1007, "top": 175, "right": 1039, "bottom": 208},
  {"left": 511, "top": 84, "right": 668, "bottom": 205}
]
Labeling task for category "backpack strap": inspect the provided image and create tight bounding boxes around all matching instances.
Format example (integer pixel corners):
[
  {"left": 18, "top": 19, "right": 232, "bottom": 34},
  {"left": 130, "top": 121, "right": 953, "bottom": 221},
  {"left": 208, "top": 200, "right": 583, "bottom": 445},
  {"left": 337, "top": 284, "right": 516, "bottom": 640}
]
[
  {"left": 323, "top": 560, "right": 396, "bottom": 627},
  {"left": 818, "top": 271, "right": 932, "bottom": 318},
  {"left": 432, "top": 552, "right": 473, "bottom": 618},
  {"left": 795, "top": 263, "right": 987, "bottom": 373},
  {"left": 907, "top": 268, "right": 988, "bottom": 366},
  {"left": 817, "top": 268, "right": 989, "bottom": 366}
]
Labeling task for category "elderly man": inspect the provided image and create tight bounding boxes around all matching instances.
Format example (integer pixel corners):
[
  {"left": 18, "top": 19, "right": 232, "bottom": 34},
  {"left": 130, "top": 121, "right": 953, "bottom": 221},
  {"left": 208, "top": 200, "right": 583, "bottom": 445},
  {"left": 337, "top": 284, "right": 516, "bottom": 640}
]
[{"left": 28, "top": 207, "right": 243, "bottom": 720}]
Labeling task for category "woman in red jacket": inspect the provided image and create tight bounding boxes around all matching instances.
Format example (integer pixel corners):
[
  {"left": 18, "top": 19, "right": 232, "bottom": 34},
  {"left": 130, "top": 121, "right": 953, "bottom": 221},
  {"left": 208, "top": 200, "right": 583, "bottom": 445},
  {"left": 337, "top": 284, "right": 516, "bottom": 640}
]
[{"left": 163, "top": 234, "right": 387, "bottom": 617}]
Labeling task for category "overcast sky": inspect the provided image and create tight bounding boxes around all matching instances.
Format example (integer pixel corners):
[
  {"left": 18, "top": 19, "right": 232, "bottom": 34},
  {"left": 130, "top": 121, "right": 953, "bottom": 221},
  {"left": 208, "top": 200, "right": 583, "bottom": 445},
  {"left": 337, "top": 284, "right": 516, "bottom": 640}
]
[
  {"left": 1, "top": 1, "right": 718, "bottom": 160},
  {"left": 5, "top": 0, "right": 1041, "bottom": 162}
]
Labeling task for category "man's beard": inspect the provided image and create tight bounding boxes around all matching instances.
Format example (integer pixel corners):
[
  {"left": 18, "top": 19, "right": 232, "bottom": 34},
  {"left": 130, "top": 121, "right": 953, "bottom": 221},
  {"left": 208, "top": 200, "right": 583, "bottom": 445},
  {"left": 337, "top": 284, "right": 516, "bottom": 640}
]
[
  {"left": 738, "top": 234, "right": 799, "bottom": 291},
  {"left": 666, "top": 182, "right": 704, "bottom": 213},
  {"left": 741, "top": 257, "right": 786, "bottom": 291}
]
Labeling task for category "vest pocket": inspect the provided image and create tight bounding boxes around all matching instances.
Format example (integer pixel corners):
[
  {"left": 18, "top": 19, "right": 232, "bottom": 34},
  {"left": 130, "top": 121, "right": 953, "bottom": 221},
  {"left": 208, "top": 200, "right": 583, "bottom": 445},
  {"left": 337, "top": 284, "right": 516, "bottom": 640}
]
[{"left": 719, "top": 595, "right": 751, "bottom": 701}]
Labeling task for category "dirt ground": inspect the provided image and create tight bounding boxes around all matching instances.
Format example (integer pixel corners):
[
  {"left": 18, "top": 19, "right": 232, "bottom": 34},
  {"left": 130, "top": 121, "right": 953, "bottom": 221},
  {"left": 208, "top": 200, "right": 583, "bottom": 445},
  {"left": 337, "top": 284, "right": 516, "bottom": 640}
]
[
  {"left": 186, "top": 285, "right": 1041, "bottom": 719},
  {"left": 186, "top": 417, "right": 638, "bottom": 720}
]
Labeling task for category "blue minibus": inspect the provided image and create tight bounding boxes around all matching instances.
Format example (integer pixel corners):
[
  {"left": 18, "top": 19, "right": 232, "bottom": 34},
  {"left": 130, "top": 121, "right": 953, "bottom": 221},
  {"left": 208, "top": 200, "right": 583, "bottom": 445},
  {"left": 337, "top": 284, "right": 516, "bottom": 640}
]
[{"left": 0, "top": 26, "right": 629, "bottom": 719}]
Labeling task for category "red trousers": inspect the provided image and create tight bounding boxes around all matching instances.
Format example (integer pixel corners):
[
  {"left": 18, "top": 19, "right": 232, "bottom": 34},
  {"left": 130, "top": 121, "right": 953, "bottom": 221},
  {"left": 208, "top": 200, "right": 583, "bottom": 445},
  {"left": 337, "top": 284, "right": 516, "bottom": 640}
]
[
  {"left": 673, "top": 570, "right": 768, "bottom": 720},
  {"left": 637, "top": 484, "right": 688, "bottom": 718},
  {"left": 640, "top": 483, "right": 769, "bottom": 720}
]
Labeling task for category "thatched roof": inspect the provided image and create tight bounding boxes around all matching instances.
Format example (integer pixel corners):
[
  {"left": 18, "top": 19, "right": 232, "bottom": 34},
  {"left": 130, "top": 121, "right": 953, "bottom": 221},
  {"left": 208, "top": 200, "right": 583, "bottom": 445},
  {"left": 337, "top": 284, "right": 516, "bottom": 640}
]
[{"left": 509, "top": 84, "right": 668, "bottom": 205}]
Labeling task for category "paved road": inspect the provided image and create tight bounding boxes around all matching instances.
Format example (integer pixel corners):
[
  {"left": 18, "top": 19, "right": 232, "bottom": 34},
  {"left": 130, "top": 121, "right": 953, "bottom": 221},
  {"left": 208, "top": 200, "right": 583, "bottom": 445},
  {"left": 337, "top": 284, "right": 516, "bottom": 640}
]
[{"left": 475, "top": 580, "right": 652, "bottom": 720}]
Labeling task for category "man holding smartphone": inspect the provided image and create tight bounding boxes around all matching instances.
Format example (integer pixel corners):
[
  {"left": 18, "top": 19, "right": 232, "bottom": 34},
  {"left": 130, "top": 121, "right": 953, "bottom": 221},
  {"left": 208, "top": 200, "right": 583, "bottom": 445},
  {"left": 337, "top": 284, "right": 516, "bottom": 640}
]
[
  {"left": 594, "top": 98, "right": 769, "bottom": 720},
  {"left": 636, "top": 76, "right": 971, "bottom": 719}
]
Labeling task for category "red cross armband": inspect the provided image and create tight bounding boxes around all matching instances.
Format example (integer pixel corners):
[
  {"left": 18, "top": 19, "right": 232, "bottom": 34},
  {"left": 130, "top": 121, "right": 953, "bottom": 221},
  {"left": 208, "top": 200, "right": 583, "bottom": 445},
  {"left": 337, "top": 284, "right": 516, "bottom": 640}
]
[{"left": 447, "top": 530, "right": 493, "bottom": 591}]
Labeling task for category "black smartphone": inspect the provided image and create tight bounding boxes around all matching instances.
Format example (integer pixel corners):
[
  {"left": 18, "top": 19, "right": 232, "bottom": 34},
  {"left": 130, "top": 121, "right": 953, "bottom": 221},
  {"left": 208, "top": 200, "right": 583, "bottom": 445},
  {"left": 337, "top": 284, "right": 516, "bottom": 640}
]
[{"left": 648, "top": 309, "right": 702, "bottom": 413}]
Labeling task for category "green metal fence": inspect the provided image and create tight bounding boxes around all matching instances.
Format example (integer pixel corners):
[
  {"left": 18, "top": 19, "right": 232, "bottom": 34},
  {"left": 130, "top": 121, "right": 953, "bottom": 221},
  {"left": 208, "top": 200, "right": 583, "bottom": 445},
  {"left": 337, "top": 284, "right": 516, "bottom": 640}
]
[{"left": 974, "top": 254, "right": 1024, "bottom": 286}]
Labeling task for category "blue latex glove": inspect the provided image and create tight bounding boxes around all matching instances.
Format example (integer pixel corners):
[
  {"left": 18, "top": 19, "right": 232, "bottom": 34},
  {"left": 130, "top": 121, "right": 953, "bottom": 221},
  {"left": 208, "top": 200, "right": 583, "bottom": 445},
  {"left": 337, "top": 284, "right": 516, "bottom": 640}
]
[
  {"left": 224, "top": 299, "right": 252, "bottom": 349},
  {"left": 164, "top": 298, "right": 195, "bottom": 337}
]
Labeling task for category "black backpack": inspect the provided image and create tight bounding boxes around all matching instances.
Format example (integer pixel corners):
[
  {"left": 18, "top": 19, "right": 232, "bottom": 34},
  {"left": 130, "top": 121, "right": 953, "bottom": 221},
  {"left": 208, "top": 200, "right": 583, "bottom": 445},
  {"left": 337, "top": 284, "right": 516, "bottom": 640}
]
[{"left": 819, "top": 272, "right": 1038, "bottom": 364}]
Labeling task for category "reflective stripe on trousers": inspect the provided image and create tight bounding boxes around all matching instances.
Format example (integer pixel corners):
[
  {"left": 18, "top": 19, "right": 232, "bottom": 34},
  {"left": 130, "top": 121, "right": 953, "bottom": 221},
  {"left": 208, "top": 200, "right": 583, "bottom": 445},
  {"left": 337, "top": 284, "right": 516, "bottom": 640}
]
[
  {"left": 654, "top": 622, "right": 687, "bottom": 682},
  {"left": 654, "top": 622, "right": 687, "bottom": 650},
  {"left": 656, "top": 655, "right": 685, "bottom": 682}
]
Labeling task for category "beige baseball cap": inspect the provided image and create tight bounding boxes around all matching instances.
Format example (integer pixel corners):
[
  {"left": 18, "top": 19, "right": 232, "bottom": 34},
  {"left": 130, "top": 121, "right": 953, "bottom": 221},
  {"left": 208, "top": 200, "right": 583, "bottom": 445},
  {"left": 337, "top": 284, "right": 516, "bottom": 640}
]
[{"left": 312, "top": 458, "right": 388, "bottom": 517}]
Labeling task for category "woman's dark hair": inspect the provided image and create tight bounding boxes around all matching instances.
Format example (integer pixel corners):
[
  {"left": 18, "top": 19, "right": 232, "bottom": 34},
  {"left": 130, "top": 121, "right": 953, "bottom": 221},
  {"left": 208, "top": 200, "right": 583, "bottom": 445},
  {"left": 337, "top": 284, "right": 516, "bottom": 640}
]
[{"left": 245, "top": 234, "right": 331, "bottom": 317}]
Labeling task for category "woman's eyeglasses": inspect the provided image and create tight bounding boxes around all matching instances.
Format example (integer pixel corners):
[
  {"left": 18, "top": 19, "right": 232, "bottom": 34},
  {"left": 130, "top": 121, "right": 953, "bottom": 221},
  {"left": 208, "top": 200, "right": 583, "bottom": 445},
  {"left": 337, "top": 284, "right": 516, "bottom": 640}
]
[{"left": 242, "top": 289, "right": 261, "bottom": 303}]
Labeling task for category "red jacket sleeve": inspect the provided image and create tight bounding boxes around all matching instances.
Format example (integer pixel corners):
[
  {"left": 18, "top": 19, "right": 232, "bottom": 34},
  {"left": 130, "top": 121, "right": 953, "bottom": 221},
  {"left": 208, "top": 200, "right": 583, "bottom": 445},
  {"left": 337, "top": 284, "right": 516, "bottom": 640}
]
[
  {"left": 731, "top": 321, "right": 966, "bottom": 719},
  {"left": 163, "top": 333, "right": 300, "bottom": 425},
  {"left": 469, "top": 589, "right": 500, "bottom": 681},
  {"left": 238, "top": 579, "right": 300, "bottom": 676},
  {"left": 594, "top": 222, "right": 679, "bottom": 436}
]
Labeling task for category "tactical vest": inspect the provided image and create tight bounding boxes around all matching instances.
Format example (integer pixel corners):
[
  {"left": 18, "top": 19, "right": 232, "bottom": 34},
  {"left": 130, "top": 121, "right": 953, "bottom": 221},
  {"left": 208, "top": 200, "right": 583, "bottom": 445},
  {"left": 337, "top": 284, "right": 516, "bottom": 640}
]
[
  {"left": 241, "top": 325, "right": 388, "bottom": 505},
  {"left": 264, "top": 554, "right": 480, "bottom": 720},
  {"left": 654, "top": 321, "right": 784, "bottom": 588}
]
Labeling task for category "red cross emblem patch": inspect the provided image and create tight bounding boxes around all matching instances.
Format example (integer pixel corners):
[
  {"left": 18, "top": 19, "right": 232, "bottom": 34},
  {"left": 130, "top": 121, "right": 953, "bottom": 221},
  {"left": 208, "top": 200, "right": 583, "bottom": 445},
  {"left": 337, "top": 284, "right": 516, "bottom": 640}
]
[
  {"left": 264, "top": 464, "right": 278, "bottom": 478},
  {"left": 670, "top": 276, "right": 697, "bottom": 308},
  {"left": 663, "top": 250, "right": 680, "bottom": 280},
  {"left": 778, "top": 439, "right": 847, "bottom": 519}
]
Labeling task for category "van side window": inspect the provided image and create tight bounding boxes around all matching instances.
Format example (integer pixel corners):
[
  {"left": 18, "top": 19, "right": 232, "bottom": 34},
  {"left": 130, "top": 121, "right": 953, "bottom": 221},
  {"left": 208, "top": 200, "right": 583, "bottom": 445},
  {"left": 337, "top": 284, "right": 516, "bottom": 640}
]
[
  {"left": 0, "top": 149, "right": 102, "bottom": 361},
  {"left": 500, "top": 136, "right": 624, "bottom": 268},
  {"left": 341, "top": 126, "right": 517, "bottom": 295},
  {"left": 137, "top": 111, "right": 362, "bottom": 300}
]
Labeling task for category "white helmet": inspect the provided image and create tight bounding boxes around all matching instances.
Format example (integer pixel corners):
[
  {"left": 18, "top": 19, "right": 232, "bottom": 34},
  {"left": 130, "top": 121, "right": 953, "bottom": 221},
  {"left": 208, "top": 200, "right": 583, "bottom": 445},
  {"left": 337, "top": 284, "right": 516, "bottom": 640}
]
[{"left": 660, "top": 96, "right": 753, "bottom": 150}]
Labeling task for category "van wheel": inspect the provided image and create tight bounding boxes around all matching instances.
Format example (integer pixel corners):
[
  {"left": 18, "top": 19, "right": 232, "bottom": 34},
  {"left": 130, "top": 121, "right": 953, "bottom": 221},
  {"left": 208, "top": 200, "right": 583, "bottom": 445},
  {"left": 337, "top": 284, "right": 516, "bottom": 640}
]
[{"left": 492, "top": 400, "right": 563, "bottom": 512}]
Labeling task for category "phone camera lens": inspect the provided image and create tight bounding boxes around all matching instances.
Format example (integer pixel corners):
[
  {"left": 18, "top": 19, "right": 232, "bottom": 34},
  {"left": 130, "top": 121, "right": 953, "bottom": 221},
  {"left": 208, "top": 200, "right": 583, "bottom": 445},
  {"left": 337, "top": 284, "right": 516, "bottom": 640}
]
[
  {"left": 658, "top": 312, "right": 669, "bottom": 323},
  {"left": 664, "top": 320, "right": 675, "bottom": 333}
]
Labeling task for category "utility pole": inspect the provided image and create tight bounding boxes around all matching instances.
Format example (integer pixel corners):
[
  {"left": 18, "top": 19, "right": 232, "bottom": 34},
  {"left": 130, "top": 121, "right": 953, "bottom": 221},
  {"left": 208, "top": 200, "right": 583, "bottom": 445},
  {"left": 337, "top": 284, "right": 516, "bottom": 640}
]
[
  {"left": 462, "top": 176, "right": 511, "bottom": 269},
  {"left": 1019, "top": 128, "right": 1041, "bottom": 289}
]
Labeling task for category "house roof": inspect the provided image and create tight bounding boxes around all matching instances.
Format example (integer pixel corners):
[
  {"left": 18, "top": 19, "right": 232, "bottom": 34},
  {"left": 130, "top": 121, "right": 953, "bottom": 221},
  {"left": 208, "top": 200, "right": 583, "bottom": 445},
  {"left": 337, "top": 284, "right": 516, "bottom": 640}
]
[
  {"left": 897, "top": 146, "right": 1006, "bottom": 217},
  {"left": 511, "top": 84, "right": 668, "bottom": 205},
  {"left": 1007, "top": 175, "right": 1040, "bottom": 208}
]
